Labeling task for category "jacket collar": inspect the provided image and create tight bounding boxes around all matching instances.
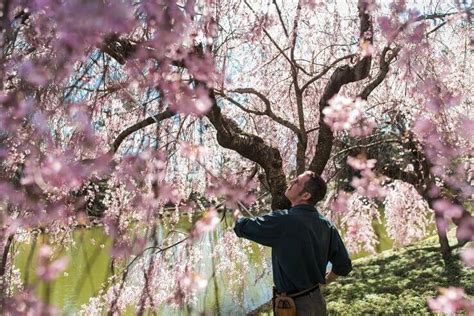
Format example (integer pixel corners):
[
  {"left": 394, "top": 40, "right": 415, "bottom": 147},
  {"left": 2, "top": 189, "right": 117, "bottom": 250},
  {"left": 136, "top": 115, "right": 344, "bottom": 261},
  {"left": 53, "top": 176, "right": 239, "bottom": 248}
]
[{"left": 290, "top": 204, "right": 317, "bottom": 213}]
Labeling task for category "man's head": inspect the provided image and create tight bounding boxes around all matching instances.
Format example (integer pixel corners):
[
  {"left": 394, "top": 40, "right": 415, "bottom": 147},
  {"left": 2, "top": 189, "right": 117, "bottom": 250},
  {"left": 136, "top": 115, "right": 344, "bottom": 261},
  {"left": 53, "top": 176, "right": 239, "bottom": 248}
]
[{"left": 284, "top": 171, "right": 327, "bottom": 206}]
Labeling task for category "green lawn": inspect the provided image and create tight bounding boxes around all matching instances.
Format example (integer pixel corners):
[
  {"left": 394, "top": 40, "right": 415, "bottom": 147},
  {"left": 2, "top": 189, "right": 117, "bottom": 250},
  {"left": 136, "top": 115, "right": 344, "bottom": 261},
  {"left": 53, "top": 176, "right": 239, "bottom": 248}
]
[{"left": 251, "top": 231, "right": 473, "bottom": 315}]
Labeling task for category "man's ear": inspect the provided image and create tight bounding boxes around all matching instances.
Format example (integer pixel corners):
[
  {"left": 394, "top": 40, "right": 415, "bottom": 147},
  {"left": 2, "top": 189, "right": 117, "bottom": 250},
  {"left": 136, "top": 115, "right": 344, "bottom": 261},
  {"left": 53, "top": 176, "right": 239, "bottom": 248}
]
[{"left": 302, "top": 192, "right": 311, "bottom": 201}]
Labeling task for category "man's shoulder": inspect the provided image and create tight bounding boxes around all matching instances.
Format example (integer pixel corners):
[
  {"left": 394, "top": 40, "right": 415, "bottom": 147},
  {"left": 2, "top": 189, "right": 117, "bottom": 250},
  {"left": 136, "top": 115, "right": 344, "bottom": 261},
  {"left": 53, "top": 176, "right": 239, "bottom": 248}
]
[
  {"left": 270, "top": 209, "right": 290, "bottom": 217},
  {"left": 316, "top": 213, "right": 337, "bottom": 229}
]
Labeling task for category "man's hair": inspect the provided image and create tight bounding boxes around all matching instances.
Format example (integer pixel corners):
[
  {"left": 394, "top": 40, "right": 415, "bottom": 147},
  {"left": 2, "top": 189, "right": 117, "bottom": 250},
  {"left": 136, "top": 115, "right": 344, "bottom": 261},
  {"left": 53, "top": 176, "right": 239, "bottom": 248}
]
[{"left": 302, "top": 172, "right": 327, "bottom": 205}]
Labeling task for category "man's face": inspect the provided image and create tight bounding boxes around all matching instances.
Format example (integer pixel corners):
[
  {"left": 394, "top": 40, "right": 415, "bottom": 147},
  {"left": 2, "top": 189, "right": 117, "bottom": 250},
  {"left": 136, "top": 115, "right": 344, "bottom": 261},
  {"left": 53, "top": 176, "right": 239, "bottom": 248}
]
[{"left": 284, "top": 171, "right": 312, "bottom": 204}]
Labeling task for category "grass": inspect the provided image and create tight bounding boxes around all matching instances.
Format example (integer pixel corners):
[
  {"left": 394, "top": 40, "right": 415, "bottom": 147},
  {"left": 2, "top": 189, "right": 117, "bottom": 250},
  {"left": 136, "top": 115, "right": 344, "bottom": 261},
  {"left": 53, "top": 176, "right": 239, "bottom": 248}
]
[{"left": 250, "top": 231, "right": 473, "bottom": 315}]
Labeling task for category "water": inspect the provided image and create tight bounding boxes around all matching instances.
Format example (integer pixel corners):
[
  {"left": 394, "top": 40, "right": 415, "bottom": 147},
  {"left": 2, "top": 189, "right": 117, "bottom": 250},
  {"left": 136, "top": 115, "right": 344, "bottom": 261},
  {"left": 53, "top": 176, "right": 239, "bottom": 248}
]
[
  {"left": 14, "top": 228, "right": 115, "bottom": 313},
  {"left": 13, "top": 219, "right": 274, "bottom": 315},
  {"left": 12, "top": 213, "right": 398, "bottom": 314}
]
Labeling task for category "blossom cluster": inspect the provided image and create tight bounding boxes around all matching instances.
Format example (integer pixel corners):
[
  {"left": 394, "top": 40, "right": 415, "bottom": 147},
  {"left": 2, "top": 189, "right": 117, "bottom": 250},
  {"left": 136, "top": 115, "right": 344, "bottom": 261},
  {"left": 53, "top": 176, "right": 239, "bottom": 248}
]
[
  {"left": 347, "top": 155, "right": 386, "bottom": 199},
  {"left": 323, "top": 96, "right": 376, "bottom": 137},
  {"left": 206, "top": 173, "right": 257, "bottom": 209},
  {"left": 428, "top": 287, "right": 474, "bottom": 315},
  {"left": 36, "top": 245, "right": 69, "bottom": 282},
  {"left": 329, "top": 158, "right": 432, "bottom": 252},
  {"left": 338, "top": 194, "right": 381, "bottom": 254},
  {"left": 383, "top": 181, "right": 432, "bottom": 246}
]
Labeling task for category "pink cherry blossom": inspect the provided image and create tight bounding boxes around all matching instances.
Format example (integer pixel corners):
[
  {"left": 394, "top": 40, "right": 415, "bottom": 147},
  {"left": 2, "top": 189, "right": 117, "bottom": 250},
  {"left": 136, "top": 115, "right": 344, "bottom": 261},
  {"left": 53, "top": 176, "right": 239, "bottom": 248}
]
[
  {"left": 347, "top": 156, "right": 377, "bottom": 170},
  {"left": 460, "top": 247, "right": 474, "bottom": 267},
  {"left": 323, "top": 96, "right": 375, "bottom": 137},
  {"left": 428, "top": 287, "right": 471, "bottom": 315},
  {"left": 340, "top": 195, "right": 381, "bottom": 254},
  {"left": 36, "top": 245, "right": 69, "bottom": 282},
  {"left": 456, "top": 217, "right": 474, "bottom": 242},
  {"left": 347, "top": 156, "right": 386, "bottom": 199},
  {"left": 377, "top": 16, "right": 399, "bottom": 42},
  {"left": 383, "top": 181, "right": 432, "bottom": 246},
  {"left": 432, "top": 199, "right": 464, "bottom": 220},
  {"left": 330, "top": 191, "right": 351, "bottom": 214},
  {"left": 206, "top": 174, "right": 257, "bottom": 209},
  {"left": 190, "top": 208, "right": 219, "bottom": 239}
]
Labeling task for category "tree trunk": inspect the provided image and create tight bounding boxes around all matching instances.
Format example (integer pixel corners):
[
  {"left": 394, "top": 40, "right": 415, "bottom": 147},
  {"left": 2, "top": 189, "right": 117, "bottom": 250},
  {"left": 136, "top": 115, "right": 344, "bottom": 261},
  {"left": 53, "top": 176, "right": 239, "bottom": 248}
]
[
  {"left": 0, "top": 234, "right": 14, "bottom": 303},
  {"left": 434, "top": 210, "right": 451, "bottom": 260}
]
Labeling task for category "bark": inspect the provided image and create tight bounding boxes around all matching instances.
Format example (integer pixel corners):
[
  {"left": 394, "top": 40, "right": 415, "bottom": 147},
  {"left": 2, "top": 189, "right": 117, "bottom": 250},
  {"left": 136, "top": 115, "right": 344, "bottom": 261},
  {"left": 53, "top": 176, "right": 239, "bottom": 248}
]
[
  {"left": 206, "top": 90, "right": 290, "bottom": 210},
  {"left": 308, "top": 0, "right": 373, "bottom": 176},
  {"left": 359, "top": 46, "right": 400, "bottom": 100},
  {"left": 0, "top": 234, "right": 14, "bottom": 303},
  {"left": 101, "top": 34, "right": 138, "bottom": 65},
  {"left": 429, "top": 198, "right": 451, "bottom": 260},
  {"left": 110, "top": 110, "right": 175, "bottom": 153}
]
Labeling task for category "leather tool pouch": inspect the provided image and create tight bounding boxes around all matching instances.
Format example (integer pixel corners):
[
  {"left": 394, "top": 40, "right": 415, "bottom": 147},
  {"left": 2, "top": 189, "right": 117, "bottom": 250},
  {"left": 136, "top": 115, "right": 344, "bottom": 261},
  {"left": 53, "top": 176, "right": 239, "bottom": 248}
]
[{"left": 274, "top": 293, "right": 297, "bottom": 316}]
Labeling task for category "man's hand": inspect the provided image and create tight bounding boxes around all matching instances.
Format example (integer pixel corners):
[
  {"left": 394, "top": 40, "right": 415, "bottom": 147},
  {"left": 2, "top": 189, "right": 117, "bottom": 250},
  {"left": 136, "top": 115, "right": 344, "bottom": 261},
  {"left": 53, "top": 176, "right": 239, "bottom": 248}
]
[
  {"left": 233, "top": 209, "right": 243, "bottom": 220},
  {"left": 323, "top": 271, "right": 338, "bottom": 286}
]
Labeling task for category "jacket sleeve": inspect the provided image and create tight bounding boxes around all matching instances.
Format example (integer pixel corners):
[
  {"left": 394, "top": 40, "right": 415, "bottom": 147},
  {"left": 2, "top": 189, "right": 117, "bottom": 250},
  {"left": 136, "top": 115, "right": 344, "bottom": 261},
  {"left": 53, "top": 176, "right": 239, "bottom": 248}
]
[
  {"left": 328, "top": 226, "right": 352, "bottom": 276},
  {"left": 233, "top": 211, "right": 286, "bottom": 247}
]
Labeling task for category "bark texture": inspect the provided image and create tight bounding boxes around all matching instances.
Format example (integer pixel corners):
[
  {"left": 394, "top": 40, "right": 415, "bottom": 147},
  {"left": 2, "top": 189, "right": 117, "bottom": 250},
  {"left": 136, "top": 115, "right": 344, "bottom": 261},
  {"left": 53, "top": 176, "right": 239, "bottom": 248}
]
[{"left": 309, "top": 0, "right": 373, "bottom": 176}]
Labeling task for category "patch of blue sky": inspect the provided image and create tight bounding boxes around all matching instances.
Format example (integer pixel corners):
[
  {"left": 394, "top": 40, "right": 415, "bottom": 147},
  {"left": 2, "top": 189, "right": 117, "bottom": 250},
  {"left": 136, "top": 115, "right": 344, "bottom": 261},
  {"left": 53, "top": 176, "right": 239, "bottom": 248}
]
[{"left": 63, "top": 50, "right": 103, "bottom": 103}]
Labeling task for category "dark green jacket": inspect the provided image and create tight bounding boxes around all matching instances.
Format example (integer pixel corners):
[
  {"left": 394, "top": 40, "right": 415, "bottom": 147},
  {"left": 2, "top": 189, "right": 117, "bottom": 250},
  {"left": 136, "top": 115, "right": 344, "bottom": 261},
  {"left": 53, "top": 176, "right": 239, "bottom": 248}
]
[{"left": 234, "top": 204, "right": 352, "bottom": 293}]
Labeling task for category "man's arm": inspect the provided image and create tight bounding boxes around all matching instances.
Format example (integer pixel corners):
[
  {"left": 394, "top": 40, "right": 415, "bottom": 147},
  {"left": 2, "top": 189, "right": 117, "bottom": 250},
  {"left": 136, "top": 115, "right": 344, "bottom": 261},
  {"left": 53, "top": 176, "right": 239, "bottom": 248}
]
[
  {"left": 326, "top": 225, "right": 352, "bottom": 280},
  {"left": 234, "top": 210, "right": 286, "bottom": 247}
]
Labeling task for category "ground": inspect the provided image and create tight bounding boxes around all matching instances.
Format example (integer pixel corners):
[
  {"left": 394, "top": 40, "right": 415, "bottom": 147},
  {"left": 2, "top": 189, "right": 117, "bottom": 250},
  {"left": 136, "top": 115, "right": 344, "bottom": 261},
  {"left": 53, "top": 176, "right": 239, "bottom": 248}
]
[{"left": 250, "top": 231, "right": 473, "bottom": 315}]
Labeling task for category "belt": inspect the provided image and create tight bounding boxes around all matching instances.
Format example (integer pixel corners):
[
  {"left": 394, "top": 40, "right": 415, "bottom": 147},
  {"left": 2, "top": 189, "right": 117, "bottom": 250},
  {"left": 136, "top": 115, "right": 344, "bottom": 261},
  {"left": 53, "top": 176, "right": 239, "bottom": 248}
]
[{"left": 276, "top": 284, "right": 320, "bottom": 299}]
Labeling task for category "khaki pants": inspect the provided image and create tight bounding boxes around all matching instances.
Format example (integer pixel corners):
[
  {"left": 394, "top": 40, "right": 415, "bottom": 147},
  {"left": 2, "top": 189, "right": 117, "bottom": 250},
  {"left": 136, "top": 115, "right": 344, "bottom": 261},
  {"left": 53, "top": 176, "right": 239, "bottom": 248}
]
[{"left": 293, "top": 288, "right": 327, "bottom": 316}]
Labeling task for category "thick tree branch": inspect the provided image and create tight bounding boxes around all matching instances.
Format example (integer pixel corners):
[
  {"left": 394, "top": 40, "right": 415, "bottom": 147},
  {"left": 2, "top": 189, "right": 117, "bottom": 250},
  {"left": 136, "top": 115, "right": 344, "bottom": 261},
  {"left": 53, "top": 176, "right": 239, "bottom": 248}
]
[
  {"left": 309, "top": 0, "right": 373, "bottom": 175},
  {"left": 205, "top": 89, "right": 290, "bottom": 210},
  {"left": 225, "top": 87, "right": 307, "bottom": 173},
  {"left": 301, "top": 54, "right": 355, "bottom": 92},
  {"left": 359, "top": 46, "right": 400, "bottom": 100}
]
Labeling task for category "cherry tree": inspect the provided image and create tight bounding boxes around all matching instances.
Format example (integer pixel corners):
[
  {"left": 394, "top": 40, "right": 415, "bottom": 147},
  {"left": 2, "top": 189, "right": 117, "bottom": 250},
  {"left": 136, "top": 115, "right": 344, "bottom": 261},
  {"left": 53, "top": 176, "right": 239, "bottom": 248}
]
[{"left": 0, "top": 0, "right": 472, "bottom": 314}]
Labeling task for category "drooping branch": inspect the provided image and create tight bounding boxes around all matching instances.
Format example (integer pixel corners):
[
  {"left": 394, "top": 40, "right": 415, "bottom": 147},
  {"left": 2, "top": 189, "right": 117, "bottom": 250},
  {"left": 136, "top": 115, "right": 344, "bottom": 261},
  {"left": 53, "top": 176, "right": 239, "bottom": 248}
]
[
  {"left": 219, "top": 88, "right": 301, "bottom": 135},
  {"left": 205, "top": 89, "right": 290, "bottom": 210},
  {"left": 289, "top": 0, "right": 302, "bottom": 65},
  {"left": 111, "top": 110, "right": 175, "bottom": 153},
  {"left": 272, "top": 0, "right": 289, "bottom": 38},
  {"left": 359, "top": 46, "right": 400, "bottom": 100},
  {"left": 309, "top": 0, "right": 373, "bottom": 175},
  {"left": 243, "top": 0, "right": 311, "bottom": 76},
  {"left": 380, "top": 131, "right": 472, "bottom": 247},
  {"left": 300, "top": 54, "right": 355, "bottom": 93}
]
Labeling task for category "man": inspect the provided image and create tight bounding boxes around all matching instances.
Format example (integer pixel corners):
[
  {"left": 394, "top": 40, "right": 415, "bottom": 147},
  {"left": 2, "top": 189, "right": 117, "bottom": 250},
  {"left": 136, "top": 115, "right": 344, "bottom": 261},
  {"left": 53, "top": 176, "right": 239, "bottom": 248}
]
[{"left": 234, "top": 171, "right": 352, "bottom": 315}]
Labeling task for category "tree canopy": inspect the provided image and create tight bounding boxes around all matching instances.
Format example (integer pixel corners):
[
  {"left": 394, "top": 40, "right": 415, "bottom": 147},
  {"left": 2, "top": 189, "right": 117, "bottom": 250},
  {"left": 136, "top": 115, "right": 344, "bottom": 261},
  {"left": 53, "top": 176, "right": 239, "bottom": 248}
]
[{"left": 0, "top": 0, "right": 472, "bottom": 314}]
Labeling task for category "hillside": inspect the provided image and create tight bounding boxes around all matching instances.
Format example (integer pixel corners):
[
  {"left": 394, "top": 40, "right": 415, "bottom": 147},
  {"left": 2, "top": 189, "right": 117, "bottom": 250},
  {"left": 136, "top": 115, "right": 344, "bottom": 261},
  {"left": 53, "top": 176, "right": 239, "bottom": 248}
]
[{"left": 251, "top": 232, "right": 473, "bottom": 315}]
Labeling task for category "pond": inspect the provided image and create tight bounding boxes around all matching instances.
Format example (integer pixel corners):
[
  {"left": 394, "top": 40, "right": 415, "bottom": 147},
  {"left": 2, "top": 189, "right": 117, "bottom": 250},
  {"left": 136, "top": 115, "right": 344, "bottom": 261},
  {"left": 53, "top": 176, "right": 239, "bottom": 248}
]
[
  {"left": 13, "top": 212, "right": 396, "bottom": 315},
  {"left": 13, "top": 217, "right": 274, "bottom": 314}
]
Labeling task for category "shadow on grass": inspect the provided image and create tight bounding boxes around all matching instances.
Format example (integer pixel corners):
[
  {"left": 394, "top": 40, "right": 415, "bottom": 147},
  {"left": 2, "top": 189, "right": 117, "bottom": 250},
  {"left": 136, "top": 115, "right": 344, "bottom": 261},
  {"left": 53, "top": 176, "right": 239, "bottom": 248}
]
[{"left": 323, "top": 245, "right": 472, "bottom": 315}]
